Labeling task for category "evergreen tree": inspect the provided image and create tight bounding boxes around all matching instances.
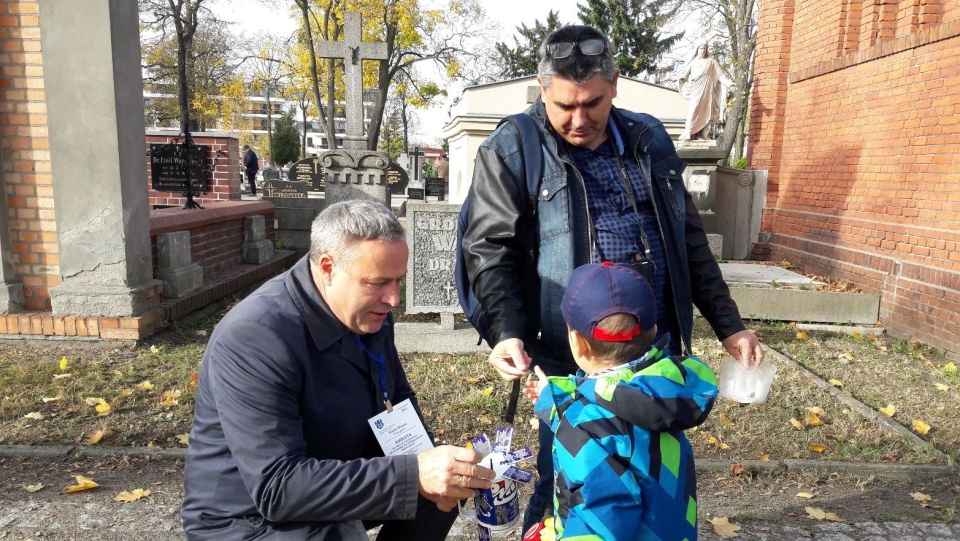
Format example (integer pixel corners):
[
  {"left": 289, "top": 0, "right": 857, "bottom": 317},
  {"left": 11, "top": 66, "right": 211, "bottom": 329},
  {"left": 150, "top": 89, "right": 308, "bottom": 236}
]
[
  {"left": 494, "top": 11, "right": 564, "bottom": 79},
  {"left": 271, "top": 113, "right": 301, "bottom": 167},
  {"left": 577, "top": 0, "right": 682, "bottom": 79}
]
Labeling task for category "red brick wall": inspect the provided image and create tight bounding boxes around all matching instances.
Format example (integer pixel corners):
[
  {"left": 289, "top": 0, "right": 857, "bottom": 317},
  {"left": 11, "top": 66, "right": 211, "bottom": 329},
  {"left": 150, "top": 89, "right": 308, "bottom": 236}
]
[
  {"left": 0, "top": 0, "right": 59, "bottom": 311},
  {"left": 750, "top": 0, "right": 960, "bottom": 358},
  {"left": 146, "top": 133, "right": 242, "bottom": 207}
]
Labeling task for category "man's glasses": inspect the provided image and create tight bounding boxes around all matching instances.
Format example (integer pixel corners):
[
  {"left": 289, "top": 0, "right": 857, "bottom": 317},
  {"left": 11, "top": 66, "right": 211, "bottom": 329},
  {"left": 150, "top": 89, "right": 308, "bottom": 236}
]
[{"left": 545, "top": 39, "right": 607, "bottom": 59}]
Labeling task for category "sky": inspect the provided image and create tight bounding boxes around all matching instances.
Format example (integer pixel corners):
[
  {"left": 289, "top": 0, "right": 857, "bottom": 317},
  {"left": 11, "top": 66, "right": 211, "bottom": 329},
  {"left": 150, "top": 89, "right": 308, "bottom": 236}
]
[{"left": 211, "top": 0, "right": 601, "bottom": 144}]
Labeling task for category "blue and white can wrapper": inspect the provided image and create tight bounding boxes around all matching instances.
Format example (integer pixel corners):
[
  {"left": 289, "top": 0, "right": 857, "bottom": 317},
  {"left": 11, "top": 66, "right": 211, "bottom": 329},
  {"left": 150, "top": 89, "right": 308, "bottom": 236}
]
[{"left": 460, "top": 477, "right": 521, "bottom": 537}]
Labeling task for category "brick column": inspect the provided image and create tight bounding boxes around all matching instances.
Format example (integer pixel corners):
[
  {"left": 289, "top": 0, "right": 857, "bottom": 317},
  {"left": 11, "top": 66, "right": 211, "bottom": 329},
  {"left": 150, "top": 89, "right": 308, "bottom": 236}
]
[{"left": 39, "top": 0, "right": 161, "bottom": 316}]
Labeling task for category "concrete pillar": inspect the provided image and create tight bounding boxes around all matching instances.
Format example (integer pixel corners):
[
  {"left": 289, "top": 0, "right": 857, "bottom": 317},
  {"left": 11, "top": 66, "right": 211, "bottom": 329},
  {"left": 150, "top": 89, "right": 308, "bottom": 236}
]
[
  {"left": 0, "top": 147, "right": 25, "bottom": 313},
  {"left": 242, "top": 215, "right": 275, "bottom": 265},
  {"left": 39, "top": 0, "right": 160, "bottom": 316}
]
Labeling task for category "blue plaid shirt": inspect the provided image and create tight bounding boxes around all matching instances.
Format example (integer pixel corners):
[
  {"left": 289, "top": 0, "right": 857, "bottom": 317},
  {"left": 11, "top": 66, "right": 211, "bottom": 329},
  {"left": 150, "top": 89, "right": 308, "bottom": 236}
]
[{"left": 566, "top": 123, "right": 676, "bottom": 349}]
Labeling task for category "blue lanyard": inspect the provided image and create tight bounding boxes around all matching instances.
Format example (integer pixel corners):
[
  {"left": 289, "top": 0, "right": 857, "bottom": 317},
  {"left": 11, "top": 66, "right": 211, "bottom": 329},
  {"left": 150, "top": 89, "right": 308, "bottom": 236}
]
[{"left": 351, "top": 335, "right": 393, "bottom": 412}]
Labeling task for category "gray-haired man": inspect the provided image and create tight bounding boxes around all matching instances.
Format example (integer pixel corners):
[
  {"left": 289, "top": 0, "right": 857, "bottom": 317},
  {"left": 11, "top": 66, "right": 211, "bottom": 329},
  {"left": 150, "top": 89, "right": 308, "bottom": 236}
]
[{"left": 183, "top": 200, "right": 493, "bottom": 540}]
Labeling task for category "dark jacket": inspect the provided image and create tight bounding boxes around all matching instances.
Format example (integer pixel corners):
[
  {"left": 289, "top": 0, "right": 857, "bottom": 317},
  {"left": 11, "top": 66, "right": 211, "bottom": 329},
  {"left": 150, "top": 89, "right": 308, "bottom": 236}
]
[
  {"left": 181, "top": 256, "right": 420, "bottom": 540},
  {"left": 462, "top": 98, "right": 745, "bottom": 369},
  {"left": 243, "top": 149, "right": 259, "bottom": 173}
]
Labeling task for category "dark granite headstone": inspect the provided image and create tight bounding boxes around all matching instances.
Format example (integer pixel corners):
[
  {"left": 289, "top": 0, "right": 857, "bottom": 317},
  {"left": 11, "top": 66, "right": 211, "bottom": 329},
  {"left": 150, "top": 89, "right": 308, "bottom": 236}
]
[
  {"left": 263, "top": 179, "right": 308, "bottom": 199},
  {"left": 407, "top": 187, "right": 425, "bottom": 200},
  {"left": 262, "top": 168, "right": 281, "bottom": 183},
  {"left": 388, "top": 162, "right": 409, "bottom": 196},
  {"left": 150, "top": 143, "right": 209, "bottom": 193},
  {"left": 287, "top": 157, "right": 325, "bottom": 192},
  {"left": 426, "top": 177, "right": 447, "bottom": 200}
]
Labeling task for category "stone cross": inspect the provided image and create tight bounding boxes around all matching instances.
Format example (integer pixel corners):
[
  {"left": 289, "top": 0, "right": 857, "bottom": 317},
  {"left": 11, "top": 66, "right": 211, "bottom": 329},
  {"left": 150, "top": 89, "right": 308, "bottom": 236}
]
[
  {"left": 409, "top": 146, "right": 424, "bottom": 183},
  {"left": 316, "top": 12, "right": 387, "bottom": 149}
]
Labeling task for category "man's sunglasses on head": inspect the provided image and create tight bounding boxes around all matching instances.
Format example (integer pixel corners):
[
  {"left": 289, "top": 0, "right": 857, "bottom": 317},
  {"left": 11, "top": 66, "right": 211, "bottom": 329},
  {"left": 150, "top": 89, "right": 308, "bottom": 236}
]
[{"left": 546, "top": 38, "right": 607, "bottom": 59}]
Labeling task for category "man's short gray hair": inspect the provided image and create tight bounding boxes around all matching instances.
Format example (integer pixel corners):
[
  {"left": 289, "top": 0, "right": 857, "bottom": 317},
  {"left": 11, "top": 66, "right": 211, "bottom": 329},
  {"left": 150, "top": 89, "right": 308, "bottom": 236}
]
[
  {"left": 310, "top": 199, "right": 405, "bottom": 267},
  {"left": 538, "top": 25, "right": 616, "bottom": 88}
]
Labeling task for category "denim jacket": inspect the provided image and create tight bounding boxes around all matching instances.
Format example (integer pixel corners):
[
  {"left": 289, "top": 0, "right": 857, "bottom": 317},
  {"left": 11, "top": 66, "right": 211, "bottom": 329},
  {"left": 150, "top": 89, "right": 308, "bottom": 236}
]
[{"left": 462, "top": 98, "right": 745, "bottom": 370}]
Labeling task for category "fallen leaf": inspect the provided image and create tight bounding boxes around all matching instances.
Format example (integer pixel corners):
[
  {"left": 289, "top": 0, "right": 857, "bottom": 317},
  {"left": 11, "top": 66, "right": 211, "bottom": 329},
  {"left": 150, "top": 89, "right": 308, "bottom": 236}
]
[
  {"left": 21, "top": 483, "right": 43, "bottom": 493},
  {"left": 149, "top": 345, "right": 161, "bottom": 354},
  {"left": 806, "top": 413, "right": 824, "bottom": 427},
  {"left": 828, "top": 378, "right": 844, "bottom": 388},
  {"left": 53, "top": 373, "right": 72, "bottom": 380},
  {"left": 708, "top": 436, "right": 729, "bottom": 450},
  {"left": 943, "top": 362, "right": 957, "bottom": 374},
  {"left": 481, "top": 386, "right": 493, "bottom": 396},
  {"left": 529, "top": 417, "right": 539, "bottom": 430},
  {"left": 65, "top": 475, "right": 99, "bottom": 493},
  {"left": 87, "top": 427, "right": 112, "bottom": 444},
  {"left": 692, "top": 347, "right": 704, "bottom": 356},
  {"left": 805, "top": 406, "right": 826, "bottom": 415},
  {"left": 809, "top": 443, "right": 830, "bottom": 453},
  {"left": 23, "top": 412, "right": 44, "bottom": 421},
  {"left": 789, "top": 418, "right": 806, "bottom": 431},
  {"left": 912, "top": 419, "right": 932, "bottom": 435},
  {"left": 805, "top": 506, "right": 842, "bottom": 522},
  {"left": 190, "top": 372, "right": 199, "bottom": 387},
  {"left": 136, "top": 380, "right": 154, "bottom": 391},
  {"left": 729, "top": 464, "right": 744, "bottom": 476},
  {"left": 176, "top": 433, "right": 190, "bottom": 446},
  {"left": 838, "top": 353, "right": 853, "bottom": 361},
  {"left": 478, "top": 415, "right": 492, "bottom": 424},
  {"left": 59, "top": 356, "right": 69, "bottom": 371},
  {"left": 878, "top": 404, "right": 896, "bottom": 417},
  {"left": 911, "top": 492, "right": 932, "bottom": 503},
  {"left": 934, "top": 383, "right": 949, "bottom": 391},
  {"left": 195, "top": 330, "right": 208, "bottom": 337},
  {"left": 758, "top": 454, "right": 771, "bottom": 461},
  {"left": 709, "top": 516, "right": 741, "bottom": 537},
  {"left": 796, "top": 331, "right": 810, "bottom": 341},
  {"left": 160, "top": 390, "right": 181, "bottom": 407},
  {"left": 851, "top": 331, "right": 863, "bottom": 339},
  {"left": 796, "top": 492, "right": 815, "bottom": 499},
  {"left": 85, "top": 397, "right": 111, "bottom": 416},
  {"left": 41, "top": 396, "right": 61, "bottom": 403},
  {"left": 463, "top": 377, "right": 480, "bottom": 385},
  {"left": 719, "top": 413, "right": 735, "bottom": 426},
  {"left": 114, "top": 488, "right": 151, "bottom": 502},
  {"left": 799, "top": 530, "right": 812, "bottom": 538}
]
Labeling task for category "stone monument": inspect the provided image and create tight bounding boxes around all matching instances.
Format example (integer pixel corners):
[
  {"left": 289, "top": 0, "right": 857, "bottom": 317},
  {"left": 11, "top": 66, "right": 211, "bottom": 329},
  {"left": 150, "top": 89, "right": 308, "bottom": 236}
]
[
  {"left": 405, "top": 203, "right": 462, "bottom": 329},
  {"left": 315, "top": 12, "right": 391, "bottom": 208}
]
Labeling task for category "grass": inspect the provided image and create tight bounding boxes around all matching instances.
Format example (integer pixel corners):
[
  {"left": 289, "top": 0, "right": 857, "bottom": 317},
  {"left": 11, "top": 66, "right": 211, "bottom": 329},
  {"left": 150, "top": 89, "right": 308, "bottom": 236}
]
[{"left": 1, "top": 305, "right": 957, "bottom": 469}]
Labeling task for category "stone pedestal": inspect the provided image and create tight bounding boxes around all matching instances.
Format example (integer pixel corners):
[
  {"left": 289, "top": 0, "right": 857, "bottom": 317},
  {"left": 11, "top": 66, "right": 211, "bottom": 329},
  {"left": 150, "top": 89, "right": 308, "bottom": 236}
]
[
  {"left": 321, "top": 150, "right": 392, "bottom": 208},
  {"left": 154, "top": 232, "right": 202, "bottom": 298},
  {"left": 242, "top": 216, "right": 275, "bottom": 265},
  {"left": 405, "top": 203, "right": 461, "bottom": 315}
]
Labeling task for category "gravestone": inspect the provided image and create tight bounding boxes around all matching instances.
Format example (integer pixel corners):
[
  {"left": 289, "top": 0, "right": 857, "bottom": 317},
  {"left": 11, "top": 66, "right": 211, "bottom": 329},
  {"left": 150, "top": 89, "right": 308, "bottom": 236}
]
[
  {"left": 426, "top": 177, "right": 447, "bottom": 200},
  {"left": 408, "top": 146, "right": 425, "bottom": 184},
  {"left": 150, "top": 143, "right": 209, "bottom": 193},
  {"left": 263, "top": 178, "right": 308, "bottom": 199},
  {"left": 405, "top": 203, "right": 461, "bottom": 328},
  {"left": 288, "top": 156, "right": 325, "bottom": 191},
  {"left": 315, "top": 12, "right": 392, "bottom": 208},
  {"left": 262, "top": 168, "right": 281, "bottom": 183},
  {"left": 262, "top": 177, "right": 318, "bottom": 250},
  {"left": 387, "top": 162, "right": 409, "bottom": 196},
  {"left": 407, "top": 187, "right": 425, "bottom": 200}
]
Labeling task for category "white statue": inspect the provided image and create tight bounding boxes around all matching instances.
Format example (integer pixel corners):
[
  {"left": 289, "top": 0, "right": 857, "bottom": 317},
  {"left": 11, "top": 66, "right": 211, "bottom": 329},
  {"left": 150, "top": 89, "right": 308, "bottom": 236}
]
[{"left": 678, "top": 43, "right": 733, "bottom": 143}]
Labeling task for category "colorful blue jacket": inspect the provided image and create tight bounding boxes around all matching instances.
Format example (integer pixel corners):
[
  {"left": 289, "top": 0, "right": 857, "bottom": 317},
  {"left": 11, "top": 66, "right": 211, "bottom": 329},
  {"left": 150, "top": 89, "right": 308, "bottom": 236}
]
[{"left": 534, "top": 337, "right": 718, "bottom": 540}]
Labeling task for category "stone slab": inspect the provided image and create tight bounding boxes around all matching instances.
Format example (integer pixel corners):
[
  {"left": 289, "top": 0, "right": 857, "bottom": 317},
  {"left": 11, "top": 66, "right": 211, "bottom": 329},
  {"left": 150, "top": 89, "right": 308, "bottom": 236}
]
[
  {"left": 405, "top": 203, "right": 460, "bottom": 314},
  {"left": 708, "top": 288, "right": 881, "bottom": 325},
  {"left": 156, "top": 231, "right": 192, "bottom": 269},
  {"left": 242, "top": 239, "right": 275, "bottom": 265},
  {"left": 155, "top": 263, "right": 203, "bottom": 298},
  {"left": 275, "top": 207, "right": 319, "bottom": 231},
  {"left": 719, "top": 263, "right": 824, "bottom": 286}
]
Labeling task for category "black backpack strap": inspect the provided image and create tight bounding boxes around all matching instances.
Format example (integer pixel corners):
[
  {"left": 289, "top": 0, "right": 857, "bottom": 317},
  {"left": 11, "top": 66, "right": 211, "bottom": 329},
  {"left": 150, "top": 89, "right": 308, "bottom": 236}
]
[{"left": 497, "top": 113, "right": 543, "bottom": 203}]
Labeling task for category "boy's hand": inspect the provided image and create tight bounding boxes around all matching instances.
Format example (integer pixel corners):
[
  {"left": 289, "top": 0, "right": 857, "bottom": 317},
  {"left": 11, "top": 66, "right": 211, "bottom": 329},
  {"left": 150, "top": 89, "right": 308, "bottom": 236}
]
[{"left": 522, "top": 366, "right": 548, "bottom": 403}]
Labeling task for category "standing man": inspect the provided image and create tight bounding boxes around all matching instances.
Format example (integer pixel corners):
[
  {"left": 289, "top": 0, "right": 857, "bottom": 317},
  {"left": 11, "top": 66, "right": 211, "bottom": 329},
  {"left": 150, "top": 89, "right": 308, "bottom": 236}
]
[
  {"left": 242, "top": 144, "right": 259, "bottom": 196},
  {"left": 183, "top": 200, "right": 494, "bottom": 540},
  {"left": 461, "top": 24, "right": 764, "bottom": 533},
  {"left": 436, "top": 153, "right": 449, "bottom": 180}
]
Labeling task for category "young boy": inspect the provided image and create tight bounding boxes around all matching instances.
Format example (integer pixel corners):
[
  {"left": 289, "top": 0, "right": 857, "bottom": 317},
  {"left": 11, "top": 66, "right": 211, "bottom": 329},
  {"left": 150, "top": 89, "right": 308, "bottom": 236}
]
[{"left": 523, "top": 261, "right": 718, "bottom": 541}]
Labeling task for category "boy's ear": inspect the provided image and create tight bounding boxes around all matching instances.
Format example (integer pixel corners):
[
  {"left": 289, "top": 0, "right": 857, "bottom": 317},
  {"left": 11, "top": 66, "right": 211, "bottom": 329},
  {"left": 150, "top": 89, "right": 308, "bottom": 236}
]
[{"left": 569, "top": 328, "right": 590, "bottom": 359}]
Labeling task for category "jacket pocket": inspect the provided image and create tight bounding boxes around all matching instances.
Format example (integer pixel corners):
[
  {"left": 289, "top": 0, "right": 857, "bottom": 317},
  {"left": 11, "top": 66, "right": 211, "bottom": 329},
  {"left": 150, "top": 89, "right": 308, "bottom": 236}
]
[
  {"left": 652, "top": 154, "right": 686, "bottom": 220},
  {"left": 536, "top": 172, "right": 571, "bottom": 241}
]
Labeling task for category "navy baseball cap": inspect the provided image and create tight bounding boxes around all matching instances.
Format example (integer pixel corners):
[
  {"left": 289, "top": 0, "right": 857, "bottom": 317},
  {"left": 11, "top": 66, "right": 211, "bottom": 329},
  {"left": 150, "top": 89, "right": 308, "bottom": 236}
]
[{"left": 561, "top": 261, "right": 657, "bottom": 342}]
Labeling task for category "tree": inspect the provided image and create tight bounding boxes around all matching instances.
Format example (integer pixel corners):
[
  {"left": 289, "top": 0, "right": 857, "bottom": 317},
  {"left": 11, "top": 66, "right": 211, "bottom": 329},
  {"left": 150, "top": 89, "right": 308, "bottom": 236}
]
[
  {"left": 676, "top": 0, "right": 758, "bottom": 161},
  {"left": 494, "top": 11, "right": 565, "bottom": 79},
  {"left": 577, "top": 0, "right": 682, "bottom": 79},
  {"left": 271, "top": 112, "right": 302, "bottom": 166}
]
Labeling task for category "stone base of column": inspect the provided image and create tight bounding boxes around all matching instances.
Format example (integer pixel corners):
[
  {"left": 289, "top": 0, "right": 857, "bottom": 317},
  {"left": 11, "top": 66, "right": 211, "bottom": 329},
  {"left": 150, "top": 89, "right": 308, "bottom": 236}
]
[
  {"left": 156, "top": 264, "right": 203, "bottom": 298},
  {"left": 0, "top": 282, "right": 25, "bottom": 314},
  {"left": 49, "top": 280, "right": 164, "bottom": 317},
  {"left": 243, "top": 240, "right": 275, "bottom": 265}
]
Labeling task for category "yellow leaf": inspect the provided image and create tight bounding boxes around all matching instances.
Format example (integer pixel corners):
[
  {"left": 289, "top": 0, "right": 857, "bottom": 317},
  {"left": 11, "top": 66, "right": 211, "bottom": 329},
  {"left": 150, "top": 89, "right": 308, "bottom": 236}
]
[
  {"left": 934, "top": 383, "right": 949, "bottom": 391},
  {"left": 21, "top": 483, "right": 44, "bottom": 493},
  {"left": 805, "top": 413, "right": 824, "bottom": 427},
  {"left": 719, "top": 413, "right": 735, "bottom": 426},
  {"left": 878, "top": 404, "right": 896, "bottom": 417},
  {"left": 796, "top": 492, "right": 815, "bottom": 499},
  {"left": 65, "top": 475, "right": 99, "bottom": 493},
  {"left": 136, "top": 380, "right": 154, "bottom": 391},
  {"left": 912, "top": 419, "right": 932, "bottom": 435},
  {"left": 59, "top": 356, "right": 69, "bottom": 371},
  {"left": 114, "top": 488, "right": 151, "bottom": 502},
  {"left": 85, "top": 397, "right": 111, "bottom": 416},
  {"left": 147, "top": 441, "right": 154, "bottom": 448},
  {"left": 828, "top": 378, "right": 844, "bottom": 388},
  {"left": 149, "top": 344, "right": 161, "bottom": 353},
  {"left": 911, "top": 492, "right": 932, "bottom": 503},
  {"left": 160, "top": 389, "right": 181, "bottom": 407},
  {"left": 478, "top": 415, "right": 492, "bottom": 424},
  {"left": 805, "top": 406, "right": 826, "bottom": 415},
  {"left": 709, "top": 516, "right": 741, "bottom": 537},
  {"left": 838, "top": 353, "right": 853, "bottom": 361},
  {"left": 53, "top": 373, "right": 72, "bottom": 380},
  {"left": 23, "top": 412, "right": 44, "bottom": 420},
  {"left": 41, "top": 396, "right": 61, "bottom": 403},
  {"left": 529, "top": 417, "right": 539, "bottom": 430},
  {"left": 176, "top": 433, "right": 190, "bottom": 446},
  {"left": 87, "top": 427, "right": 112, "bottom": 444},
  {"left": 708, "top": 436, "right": 729, "bottom": 450},
  {"left": 805, "top": 506, "right": 842, "bottom": 521},
  {"left": 691, "top": 347, "right": 704, "bottom": 356},
  {"left": 121, "top": 388, "right": 134, "bottom": 396},
  {"left": 851, "top": 331, "right": 863, "bottom": 339},
  {"left": 809, "top": 443, "right": 830, "bottom": 453},
  {"left": 758, "top": 454, "right": 771, "bottom": 461},
  {"left": 796, "top": 331, "right": 810, "bottom": 341},
  {"left": 481, "top": 386, "right": 493, "bottom": 396},
  {"left": 789, "top": 418, "right": 806, "bottom": 431},
  {"left": 944, "top": 362, "right": 957, "bottom": 374},
  {"left": 463, "top": 377, "right": 480, "bottom": 385}
]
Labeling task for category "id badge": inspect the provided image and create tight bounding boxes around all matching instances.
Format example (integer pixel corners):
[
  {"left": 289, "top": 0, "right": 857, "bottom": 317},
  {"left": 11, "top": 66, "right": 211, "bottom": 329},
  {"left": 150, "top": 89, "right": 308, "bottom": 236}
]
[{"left": 367, "top": 398, "right": 433, "bottom": 456}]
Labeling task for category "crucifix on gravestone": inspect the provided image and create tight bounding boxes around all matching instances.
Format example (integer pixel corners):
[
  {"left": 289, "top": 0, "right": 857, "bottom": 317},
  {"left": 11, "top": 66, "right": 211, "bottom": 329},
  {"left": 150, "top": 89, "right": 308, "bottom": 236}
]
[
  {"left": 409, "top": 146, "right": 425, "bottom": 184},
  {"left": 316, "top": 12, "right": 387, "bottom": 150}
]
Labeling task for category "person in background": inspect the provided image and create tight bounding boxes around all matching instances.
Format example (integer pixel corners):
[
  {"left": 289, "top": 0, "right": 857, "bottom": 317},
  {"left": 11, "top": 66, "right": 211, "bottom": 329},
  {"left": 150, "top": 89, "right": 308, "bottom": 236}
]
[
  {"left": 460, "top": 24, "right": 763, "bottom": 532},
  {"left": 182, "top": 200, "right": 494, "bottom": 540},
  {"left": 522, "top": 261, "right": 717, "bottom": 540},
  {"left": 242, "top": 144, "right": 259, "bottom": 196}
]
